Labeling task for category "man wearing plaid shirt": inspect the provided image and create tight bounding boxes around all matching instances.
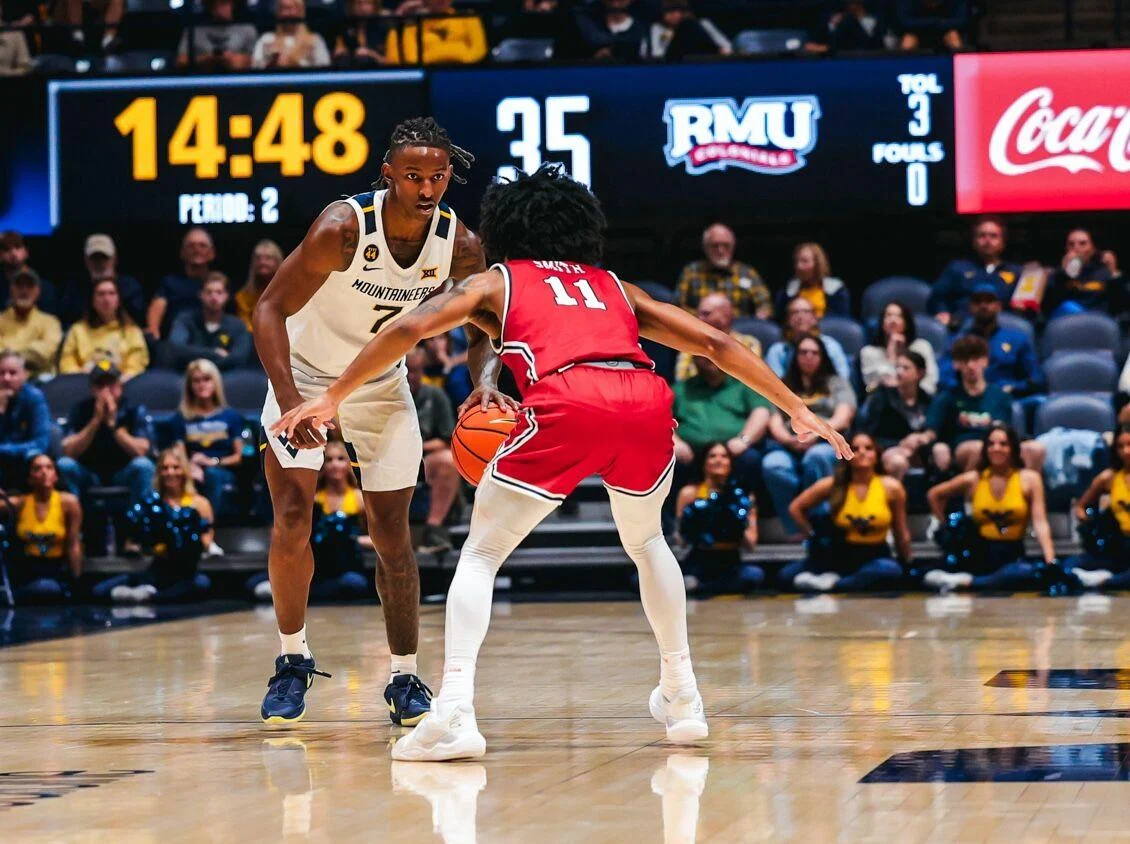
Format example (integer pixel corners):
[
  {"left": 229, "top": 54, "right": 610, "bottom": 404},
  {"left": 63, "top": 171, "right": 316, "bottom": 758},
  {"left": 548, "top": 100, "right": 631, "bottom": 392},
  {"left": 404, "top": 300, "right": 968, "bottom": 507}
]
[{"left": 675, "top": 223, "right": 773, "bottom": 318}]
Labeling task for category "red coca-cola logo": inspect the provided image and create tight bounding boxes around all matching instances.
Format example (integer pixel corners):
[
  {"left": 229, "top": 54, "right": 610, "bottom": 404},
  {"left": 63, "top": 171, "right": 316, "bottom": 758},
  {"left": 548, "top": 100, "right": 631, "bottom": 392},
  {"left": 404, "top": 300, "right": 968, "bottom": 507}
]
[{"left": 955, "top": 51, "right": 1130, "bottom": 213}]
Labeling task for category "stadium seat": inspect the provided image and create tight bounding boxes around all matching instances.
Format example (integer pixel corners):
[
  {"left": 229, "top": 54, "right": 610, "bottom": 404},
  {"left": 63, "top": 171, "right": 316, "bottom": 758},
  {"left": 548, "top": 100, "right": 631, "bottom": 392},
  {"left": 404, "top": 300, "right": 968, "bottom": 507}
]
[
  {"left": 997, "top": 311, "right": 1037, "bottom": 349},
  {"left": 40, "top": 374, "right": 91, "bottom": 423},
  {"left": 104, "top": 50, "right": 174, "bottom": 73},
  {"left": 914, "top": 315, "right": 949, "bottom": 356},
  {"left": 732, "top": 317, "right": 781, "bottom": 353},
  {"left": 860, "top": 276, "right": 931, "bottom": 322},
  {"left": 819, "top": 316, "right": 865, "bottom": 358},
  {"left": 734, "top": 28, "right": 806, "bottom": 54},
  {"left": 35, "top": 54, "right": 100, "bottom": 74},
  {"left": 492, "top": 38, "right": 554, "bottom": 62},
  {"left": 1041, "top": 311, "right": 1121, "bottom": 360},
  {"left": 1044, "top": 351, "right": 1118, "bottom": 394},
  {"left": 123, "top": 369, "right": 183, "bottom": 414},
  {"left": 1011, "top": 401, "right": 1027, "bottom": 439},
  {"left": 636, "top": 281, "right": 675, "bottom": 305},
  {"left": 1034, "top": 394, "right": 1115, "bottom": 436},
  {"left": 223, "top": 369, "right": 269, "bottom": 416}
]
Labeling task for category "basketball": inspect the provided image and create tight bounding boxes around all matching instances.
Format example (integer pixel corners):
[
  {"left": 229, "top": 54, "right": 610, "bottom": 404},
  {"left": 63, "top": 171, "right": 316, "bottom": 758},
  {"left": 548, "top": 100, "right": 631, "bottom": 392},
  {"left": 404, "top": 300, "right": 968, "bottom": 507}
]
[{"left": 451, "top": 405, "right": 518, "bottom": 486}]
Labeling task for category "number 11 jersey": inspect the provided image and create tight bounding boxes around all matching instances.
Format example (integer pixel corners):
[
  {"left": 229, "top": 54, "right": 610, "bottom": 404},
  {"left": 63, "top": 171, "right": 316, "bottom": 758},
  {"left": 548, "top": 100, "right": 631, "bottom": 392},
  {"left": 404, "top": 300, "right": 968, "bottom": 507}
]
[
  {"left": 490, "top": 259, "right": 654, "bottom": 396},
  {"left": 287, "top": 189, "right": 458, "bottom": 379}
]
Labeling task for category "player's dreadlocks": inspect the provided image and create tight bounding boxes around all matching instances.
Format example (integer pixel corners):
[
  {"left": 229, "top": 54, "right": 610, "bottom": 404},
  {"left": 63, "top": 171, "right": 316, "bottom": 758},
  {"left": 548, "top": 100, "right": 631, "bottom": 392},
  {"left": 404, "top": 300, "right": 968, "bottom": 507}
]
[
  {"left": 479, "top": 164, "right": 606, "bottom": 266},
  {"left": 380, "top": 117, "right": 475, "bottom": 185}
]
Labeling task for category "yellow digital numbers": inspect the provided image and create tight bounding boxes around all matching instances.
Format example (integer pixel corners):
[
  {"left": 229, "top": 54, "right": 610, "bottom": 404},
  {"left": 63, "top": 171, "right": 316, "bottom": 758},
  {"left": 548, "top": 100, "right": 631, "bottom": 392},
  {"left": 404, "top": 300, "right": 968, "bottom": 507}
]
[{"left": 114, "top": 91, "right": 369, "bottom": 180}]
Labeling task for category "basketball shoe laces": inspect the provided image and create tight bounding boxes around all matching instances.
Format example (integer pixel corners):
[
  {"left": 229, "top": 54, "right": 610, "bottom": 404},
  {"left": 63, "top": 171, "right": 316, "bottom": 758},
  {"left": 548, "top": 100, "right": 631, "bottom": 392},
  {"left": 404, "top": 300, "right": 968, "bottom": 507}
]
[
  {"left": 397, "top": 675, "right": 434, "bottom": 704},
  {"left": 267, "top": 659, "right": 333, "bottom": 698}
]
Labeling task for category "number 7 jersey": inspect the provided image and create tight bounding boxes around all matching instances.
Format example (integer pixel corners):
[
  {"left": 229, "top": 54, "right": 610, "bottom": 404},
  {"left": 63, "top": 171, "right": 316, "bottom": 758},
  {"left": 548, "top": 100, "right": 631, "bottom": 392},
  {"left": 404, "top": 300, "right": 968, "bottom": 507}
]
[
  {"left": 287, "top": 189, "right": 458, "bottom": 378},
  {"left": 490, "top": 259, "right": 654, "bottom": 396}
]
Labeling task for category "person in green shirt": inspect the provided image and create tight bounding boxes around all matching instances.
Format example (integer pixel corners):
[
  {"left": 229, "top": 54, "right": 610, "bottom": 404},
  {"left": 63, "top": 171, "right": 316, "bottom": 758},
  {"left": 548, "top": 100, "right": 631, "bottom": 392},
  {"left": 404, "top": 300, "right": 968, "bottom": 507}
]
[{"left": 673, "top": 355, "right": 771, "bottom": 487}]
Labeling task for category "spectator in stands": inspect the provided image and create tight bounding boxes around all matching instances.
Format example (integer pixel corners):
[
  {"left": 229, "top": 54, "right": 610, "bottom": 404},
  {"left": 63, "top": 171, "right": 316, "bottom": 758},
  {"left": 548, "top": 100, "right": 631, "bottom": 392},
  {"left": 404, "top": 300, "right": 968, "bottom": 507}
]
[
  {"left": 424, "top": 328, "right": 473, "bottom": 408},
  {"left": 148, "top": 228, "right": 214, "bottom": 340},
  {"left": 782, "top": 432, "right": 910, "bottom": 592},
  {"left": 169, "top": 359, "right": 245, "bottom": 523},
  {"left": 774, "top": 242, "right": 850, "bottom": 319},
  {"left": 673, "top": 354, "right": 771, "bottom": 486},
  {"left": 59, "top": 279, "right": 149, "bottom": 378},
  {"left": 924, "top": 422, "right": 1055, "bottom": 592},
  {"left": 938, "top": 284, "right": 1044, "bottom": 398},
  {"left": 0, "top": 270, "right": 63, "bottom": 378},
  {"left": 499, "top": 0, "right": 569, "bottom": 46},
  {"left": 56, "top": 0, "right": 122, "bottom": 52},
  {"left": 0, "top": 351, "right": 53, "bottom": 491},
  {"left": 764, "top": 297, "right": 851, "bottom": 380},
  {"left": 246, "top": 441, "right": 373, "bottom": 602},
  {"left": 674, "top": 293, "right": 760, "bottom": 382},
  {"left": 895, "top": 0, "right": 968, "bottom": 50},
  {"left": 385, "top": 0, "right": 488, "bottom": 64},
  {"left": 58, "top": 361, "right": 156, "bottom": 506},
  {"left": 1044, "top": 228, "right": 1122, "bottom": 317},
  {"left": 857, "top": 350, "right": 933, "bottom": 481},
  {"left": 167, "top": 272, "right": 253, "bottom": 371},
  {"left": 176, "top": 0, "right": 259, "bottom": 70},
  {"left": 61, "top": 234, "right": 146, "bottom": 328},
  {"left": 1, "top": 0, "right": 38, "bottom": 28},
  {"left": 806, "top": 0, "right": 891, "bottom": 54},
  {"left": 0, "top": 15, "right": 30, "bottom": 74},
  {"left": 1065, "top": 424, "right": 1130, "bottom": 590},
  {"left": 0, "top": 231, "right": 58, "bottom": 316},
  {"left": 676, "top": 223, "right": 771, "bottom": 318},
  {"left": 5, "top": 455, "right": 83, "bottom": 603},
  {"left": 859, "top": 301, "right": 938, "bottom": 394},
  {"left": 94, "top": 448, "right": 213, "bottom": 603},
  {"left": 928, "top": 215, "right": 1021, "bottom": 328},
  {"left": 406, "top": 347, "right": 460, "bottom": 554},
  {"left": 333, "top": 0, "right": 391, "bottom": 67},
  {"left": 573, "top": 0, "right": 648, "bottom": 60},
  {"left": 252, "top": 0, "right": 331, "bottom": 68},
  {"left": 674, "top": 443, "right": 763, "bottom": 595},
  {"left": 644, "top": 0, "right": 731, "bottom": 60},
  {"left": 762, "top": 336, "right": 856, "bottom": 537},
  {"left": 236, "top": 239, "right": 283, "bottom": 332}
]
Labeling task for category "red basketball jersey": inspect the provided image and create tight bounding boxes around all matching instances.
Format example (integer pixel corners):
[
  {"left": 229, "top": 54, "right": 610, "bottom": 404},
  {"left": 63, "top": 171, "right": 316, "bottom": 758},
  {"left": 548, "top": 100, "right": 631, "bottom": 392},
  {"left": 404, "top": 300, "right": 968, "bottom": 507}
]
[{"left": 492, "top": 260, "right": 654, "bottom": 395}]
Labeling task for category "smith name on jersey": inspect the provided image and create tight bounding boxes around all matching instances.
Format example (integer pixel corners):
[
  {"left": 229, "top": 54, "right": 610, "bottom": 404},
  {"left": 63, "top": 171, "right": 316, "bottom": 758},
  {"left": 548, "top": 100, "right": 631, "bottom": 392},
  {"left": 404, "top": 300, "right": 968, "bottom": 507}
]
[{"left": 287, "top": 188, "right": 457, "bottom": 379}]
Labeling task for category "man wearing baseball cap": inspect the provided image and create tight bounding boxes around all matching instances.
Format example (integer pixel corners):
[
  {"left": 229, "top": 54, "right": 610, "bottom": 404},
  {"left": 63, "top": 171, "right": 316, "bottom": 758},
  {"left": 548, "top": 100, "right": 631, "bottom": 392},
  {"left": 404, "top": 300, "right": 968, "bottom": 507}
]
[
  {"left": 60, "top": 234, "right": 146, "bottom": 327},
  {"left": 927, "top": 216, "right": 1022, "bottom": 329},
  {"left": 0, "top": 231, "right": 58, "bottom": 316},
  {"left": 0, "top": 268, "right": 63, "bottom": 377}
]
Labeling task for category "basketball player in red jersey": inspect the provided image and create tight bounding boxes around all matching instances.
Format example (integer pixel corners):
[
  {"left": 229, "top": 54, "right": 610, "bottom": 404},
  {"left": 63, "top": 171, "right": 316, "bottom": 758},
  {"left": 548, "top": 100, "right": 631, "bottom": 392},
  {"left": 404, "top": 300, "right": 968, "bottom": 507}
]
[{"left": 274, "top": 165, "right": 852, "bottom": 760}]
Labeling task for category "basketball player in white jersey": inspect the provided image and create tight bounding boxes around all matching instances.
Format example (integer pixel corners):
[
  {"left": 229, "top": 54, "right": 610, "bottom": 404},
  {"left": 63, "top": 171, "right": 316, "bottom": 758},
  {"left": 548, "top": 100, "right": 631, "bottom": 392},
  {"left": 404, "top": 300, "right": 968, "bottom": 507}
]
[{"left": 253, "top": 118, "right": 513, "bottom": 726}]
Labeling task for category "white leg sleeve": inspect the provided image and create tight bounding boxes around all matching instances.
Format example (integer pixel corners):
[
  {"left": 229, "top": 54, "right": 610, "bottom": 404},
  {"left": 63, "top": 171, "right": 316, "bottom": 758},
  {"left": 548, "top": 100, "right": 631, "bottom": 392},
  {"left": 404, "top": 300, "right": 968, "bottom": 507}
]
[{"left": 438, "top": 475, "right": 559, "bottom": 707}]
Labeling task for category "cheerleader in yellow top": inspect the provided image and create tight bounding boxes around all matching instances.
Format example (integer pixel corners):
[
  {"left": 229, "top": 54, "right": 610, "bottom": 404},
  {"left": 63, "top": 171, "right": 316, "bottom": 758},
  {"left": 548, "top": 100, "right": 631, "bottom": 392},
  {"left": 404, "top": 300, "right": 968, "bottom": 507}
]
[
  {"left": 784, "top": 431, "right": 912, "bottom": 592},
  {"left": 6, "top": 455, "right": 83, "bottom": 602},
  {"left": 1065, "top": 424, "right": 1130, "bottom": 589},
  {"left": 924, "top": 422, "right": 1056, "bottom": 591}
]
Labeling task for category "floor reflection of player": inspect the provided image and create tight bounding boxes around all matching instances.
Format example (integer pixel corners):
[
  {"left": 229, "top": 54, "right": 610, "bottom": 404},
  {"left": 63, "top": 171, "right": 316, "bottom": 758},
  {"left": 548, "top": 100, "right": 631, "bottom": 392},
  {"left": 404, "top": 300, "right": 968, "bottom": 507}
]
[
  {"left": 260, "top": 737, "right": 314, "bottom": 837},
  {"left": 392, "top": 762, "right": 486, "bottom": 844},
  {"left": 274, "top": 165, "right": 852, "bottom": 760},
  {"left": 652, "top": 756, "right": 709, "bottom": 844}
]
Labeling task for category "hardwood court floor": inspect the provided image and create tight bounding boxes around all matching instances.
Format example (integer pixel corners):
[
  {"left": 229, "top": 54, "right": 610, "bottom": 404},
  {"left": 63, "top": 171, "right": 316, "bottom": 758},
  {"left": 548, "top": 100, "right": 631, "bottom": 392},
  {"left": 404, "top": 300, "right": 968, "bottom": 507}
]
[{"left": 6, "top": 595, "right": 1130, "bottom": 842}]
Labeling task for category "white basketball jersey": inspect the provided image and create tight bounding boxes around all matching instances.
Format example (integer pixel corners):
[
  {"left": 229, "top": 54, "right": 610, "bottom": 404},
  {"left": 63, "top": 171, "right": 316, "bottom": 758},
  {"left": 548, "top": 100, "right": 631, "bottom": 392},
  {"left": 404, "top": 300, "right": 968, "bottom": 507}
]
[{"left": 287, "top": 188, "right": 458, "bottom": 378}]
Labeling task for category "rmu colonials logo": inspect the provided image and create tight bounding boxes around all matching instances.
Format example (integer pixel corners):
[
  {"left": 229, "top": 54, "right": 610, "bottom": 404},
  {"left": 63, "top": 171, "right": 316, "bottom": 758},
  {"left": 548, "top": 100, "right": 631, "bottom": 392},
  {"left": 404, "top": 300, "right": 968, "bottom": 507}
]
[{"left": 663, "top": 96, "right": 822, "bottom": 175}]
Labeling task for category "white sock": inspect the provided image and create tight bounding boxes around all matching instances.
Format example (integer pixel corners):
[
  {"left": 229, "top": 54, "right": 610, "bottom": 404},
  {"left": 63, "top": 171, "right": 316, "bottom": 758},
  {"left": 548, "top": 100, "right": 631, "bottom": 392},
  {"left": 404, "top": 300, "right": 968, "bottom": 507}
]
[
  {"left": 389, "top": 654, "right": 418, "bottom": 682},
  {"left": 660, "top": 648, "right": 697, "bottom": 701},
  {"left": 279, "top": 626, "right": 311, "bottom": 659}
]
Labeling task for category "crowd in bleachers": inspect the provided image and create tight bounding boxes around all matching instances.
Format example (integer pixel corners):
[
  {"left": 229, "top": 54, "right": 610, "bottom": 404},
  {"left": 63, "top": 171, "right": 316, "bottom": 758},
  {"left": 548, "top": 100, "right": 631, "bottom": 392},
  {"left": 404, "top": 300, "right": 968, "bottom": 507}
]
[{"left": 0, "top": 0, "right": 976, "bottom": 75}]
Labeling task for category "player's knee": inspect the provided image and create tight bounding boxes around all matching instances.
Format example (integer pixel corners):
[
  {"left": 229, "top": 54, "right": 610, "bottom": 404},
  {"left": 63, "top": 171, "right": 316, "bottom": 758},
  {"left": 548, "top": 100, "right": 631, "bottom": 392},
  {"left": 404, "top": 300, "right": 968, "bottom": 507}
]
[
  {"left": 271, "top": 496, "right": 314, "bottom": 544},
  {"left": 954, "top": 440, "right": 981, "bottom": 469},
  {"left": 882, "top": 449, "right": 910, "bottom": 479},
  {"left": 1021, "top": 439, "right": 1045, "bottom": 470},
  {"left": 423, "top": 448, "right": 456, "bottom": 481}
]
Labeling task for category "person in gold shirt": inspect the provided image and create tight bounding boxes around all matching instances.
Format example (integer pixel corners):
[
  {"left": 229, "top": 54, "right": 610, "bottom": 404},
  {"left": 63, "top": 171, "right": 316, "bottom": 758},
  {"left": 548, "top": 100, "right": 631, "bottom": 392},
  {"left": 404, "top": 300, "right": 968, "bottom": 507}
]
[
  {"left": 4, "top": 455, "right": 83, "bottom": 603},
  {"left": 0, "top": 269, "right": 62, "bottom": 377},
  {"left": 236, "top": 240, "right": 283, "bottom": 333},
  {"left": 58, "top": 279, "right": 149, "bottom": 378},
  {"left": 1065, "top": 424, "right": 1130, "bottom": 590},
  {"left": 385, "top": 0, "right": 487, "bottom": 64}
]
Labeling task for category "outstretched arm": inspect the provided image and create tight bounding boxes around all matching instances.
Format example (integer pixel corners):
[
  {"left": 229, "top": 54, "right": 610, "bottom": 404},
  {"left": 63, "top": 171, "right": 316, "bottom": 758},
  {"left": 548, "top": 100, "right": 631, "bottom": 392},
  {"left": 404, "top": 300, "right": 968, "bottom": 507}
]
[
  {"left": 626, "top": 283, "right": 853, "bottom": 460},
  {"left": 272, "top": 271, "right": 503, "bottom": 438}
]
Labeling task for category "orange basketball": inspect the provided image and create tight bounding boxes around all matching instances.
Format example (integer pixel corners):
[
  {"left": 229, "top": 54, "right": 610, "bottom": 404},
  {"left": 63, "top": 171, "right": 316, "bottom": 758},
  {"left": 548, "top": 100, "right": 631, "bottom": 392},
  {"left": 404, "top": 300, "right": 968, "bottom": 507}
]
[{"left": 451, "top": 405, "right": 518, "bottom": 486}]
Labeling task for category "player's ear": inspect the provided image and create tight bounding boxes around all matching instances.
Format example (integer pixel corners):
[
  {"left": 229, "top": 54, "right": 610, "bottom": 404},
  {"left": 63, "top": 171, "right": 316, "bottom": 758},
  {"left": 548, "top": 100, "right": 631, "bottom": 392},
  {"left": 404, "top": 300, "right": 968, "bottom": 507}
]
[{"left": 380, "top": 160, "right": 393, "bottom": 183}]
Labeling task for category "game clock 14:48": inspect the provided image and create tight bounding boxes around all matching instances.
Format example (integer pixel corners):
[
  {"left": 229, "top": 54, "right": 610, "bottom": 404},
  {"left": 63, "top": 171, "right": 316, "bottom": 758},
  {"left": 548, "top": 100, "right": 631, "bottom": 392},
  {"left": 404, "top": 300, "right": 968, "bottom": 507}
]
[{"left": 48, "top": 71, "right": 426, "bottom": 228}]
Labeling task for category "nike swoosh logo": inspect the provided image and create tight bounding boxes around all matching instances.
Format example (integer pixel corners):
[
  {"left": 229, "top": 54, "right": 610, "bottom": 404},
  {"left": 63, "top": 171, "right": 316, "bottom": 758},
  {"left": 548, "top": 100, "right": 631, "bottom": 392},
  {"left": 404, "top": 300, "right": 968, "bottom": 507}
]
[
  {"left": 363, "top": 264, "right": 382, "bottom": 271},
  {"left": 387, "top": 700, "right": 397, "bottom": 714},
  {"left": 489, "top": 419, "right": 512, "bottom": 425}
]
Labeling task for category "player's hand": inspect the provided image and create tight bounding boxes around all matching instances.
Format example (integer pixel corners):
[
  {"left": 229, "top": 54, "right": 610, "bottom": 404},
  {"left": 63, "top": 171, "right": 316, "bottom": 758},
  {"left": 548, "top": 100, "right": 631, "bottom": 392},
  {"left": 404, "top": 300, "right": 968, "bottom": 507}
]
[
  {"left": 458, "top": 387, "right": 520, "bottom": 416},
  {"left": 272, "top": 394, "right": 337, "bottom": 448},
  {"left": 789, "top": 407, "right": 853, "bottom": 461}
]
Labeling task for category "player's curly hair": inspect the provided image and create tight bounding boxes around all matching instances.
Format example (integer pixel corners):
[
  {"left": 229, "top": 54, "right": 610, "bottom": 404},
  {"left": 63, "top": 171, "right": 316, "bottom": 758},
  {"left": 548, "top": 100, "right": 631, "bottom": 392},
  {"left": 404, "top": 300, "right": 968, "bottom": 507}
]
[
  {"left": 381, "top": 117, "right": 474, "bottom": 185},
  {"left": 478, "top": 164, "right": 606, "bottom": 266}
]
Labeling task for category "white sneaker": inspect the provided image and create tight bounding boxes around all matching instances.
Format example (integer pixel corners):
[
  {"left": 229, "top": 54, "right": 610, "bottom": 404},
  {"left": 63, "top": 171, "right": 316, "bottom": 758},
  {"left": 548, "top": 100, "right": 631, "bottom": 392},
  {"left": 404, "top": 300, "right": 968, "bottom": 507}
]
[
  {"left": 206, "top": 541, "right": 225, "bottom": 558},
  {"left": 793, "top": 571, "right": 819, "bottom": 591},
  {"left": 110, "top": 584, "right": 136, "bottom": 602},
  {"left": 682, "top": 574, "right": 700, "bottom": 593},
  {"left": 648, "top": 686, "right": 708, "bottom": 744},
  {"left": 391, "top": 703, "right": 486, "bottom": 762},
  {"left": 1074, "top": 568, "right": 1113, "bottom": 589},
  {"left": 923, "top": 569, "right": 971, "bottom": 592},
  {"left": 132, "top": 584, "right": 158, "bottom": 603},
  {"left": 812, "top": 572, "right": 841, "bottom": 592},
  {"left": 254, "top": 579, "right": 274, "bottom": 602}
]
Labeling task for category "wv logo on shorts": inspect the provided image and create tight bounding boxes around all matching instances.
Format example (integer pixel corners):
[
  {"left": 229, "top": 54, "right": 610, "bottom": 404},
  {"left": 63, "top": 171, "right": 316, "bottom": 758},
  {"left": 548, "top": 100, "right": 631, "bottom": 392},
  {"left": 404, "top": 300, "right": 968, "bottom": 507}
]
[{"left": 663, "top": 96, "right": 821, "bottom": 176}]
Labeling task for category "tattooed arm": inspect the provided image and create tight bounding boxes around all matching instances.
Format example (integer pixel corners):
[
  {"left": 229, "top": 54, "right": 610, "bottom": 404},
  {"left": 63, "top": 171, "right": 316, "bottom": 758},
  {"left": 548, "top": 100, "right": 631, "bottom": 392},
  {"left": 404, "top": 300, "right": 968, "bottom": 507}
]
[
  {"left": 272, "top": 270, "right": 505, "bottom": 438},
  {"left": 448, "top": 223, "right": 519, "bottom": 413},
  {"left": 253, "top": 201, "right": 357, "bottom": 448}
]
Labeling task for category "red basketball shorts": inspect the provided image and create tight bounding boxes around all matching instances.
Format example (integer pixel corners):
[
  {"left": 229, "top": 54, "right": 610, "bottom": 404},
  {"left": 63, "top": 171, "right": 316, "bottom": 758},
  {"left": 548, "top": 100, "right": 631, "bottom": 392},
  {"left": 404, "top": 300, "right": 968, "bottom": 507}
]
[{"left": 489, "top": 367, "right": 676, "bottom": 501}]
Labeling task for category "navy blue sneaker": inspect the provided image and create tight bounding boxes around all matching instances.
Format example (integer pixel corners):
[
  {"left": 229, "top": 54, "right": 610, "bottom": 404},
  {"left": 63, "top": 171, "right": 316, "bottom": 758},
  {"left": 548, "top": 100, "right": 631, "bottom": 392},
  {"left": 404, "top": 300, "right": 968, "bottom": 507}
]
[
  {"left": 384, "top": 674, "right": 433, "bottom": 726},
  {"left": 261, "top": 655, "right": 331, "bottom": 724}
]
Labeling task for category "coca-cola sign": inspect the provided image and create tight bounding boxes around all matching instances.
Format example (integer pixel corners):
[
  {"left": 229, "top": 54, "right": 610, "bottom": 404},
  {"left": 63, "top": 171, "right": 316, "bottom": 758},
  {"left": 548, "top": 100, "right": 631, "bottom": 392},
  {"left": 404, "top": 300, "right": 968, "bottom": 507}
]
[{"left": 955, "top": 51, "right": 1130, "bottom": 212}]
